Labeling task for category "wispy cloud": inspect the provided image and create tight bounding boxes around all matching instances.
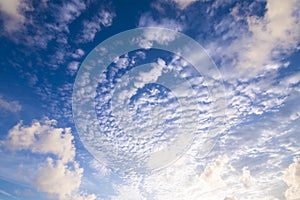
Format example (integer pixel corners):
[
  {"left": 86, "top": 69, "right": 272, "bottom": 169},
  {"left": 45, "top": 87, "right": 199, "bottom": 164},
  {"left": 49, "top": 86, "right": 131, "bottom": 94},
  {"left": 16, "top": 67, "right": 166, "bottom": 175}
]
[
  {"left": 0, "top": 189, "right": 17, "bottom": 199},
  {"left": 0, "top": 95, "right": 22, "bottom": 113}
]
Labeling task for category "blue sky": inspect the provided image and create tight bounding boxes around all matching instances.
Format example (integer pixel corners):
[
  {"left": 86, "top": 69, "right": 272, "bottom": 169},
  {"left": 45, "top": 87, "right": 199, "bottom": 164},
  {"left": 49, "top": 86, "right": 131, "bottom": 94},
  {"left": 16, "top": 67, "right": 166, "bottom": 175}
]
[{"left": 0, "top": 0, "right": 300, "bottom": 199}]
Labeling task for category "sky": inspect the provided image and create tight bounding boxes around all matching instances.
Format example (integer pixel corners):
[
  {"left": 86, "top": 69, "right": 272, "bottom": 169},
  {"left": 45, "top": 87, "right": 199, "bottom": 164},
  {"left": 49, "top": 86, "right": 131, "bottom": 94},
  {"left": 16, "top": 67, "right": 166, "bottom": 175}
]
[{"left": 0, "top": 0, "right": 300, "bottom": 199}]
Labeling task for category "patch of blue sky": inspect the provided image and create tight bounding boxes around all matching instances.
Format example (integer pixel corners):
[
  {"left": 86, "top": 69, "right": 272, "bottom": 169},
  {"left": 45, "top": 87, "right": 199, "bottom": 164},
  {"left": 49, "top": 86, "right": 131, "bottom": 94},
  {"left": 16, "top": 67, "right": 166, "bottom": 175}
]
[{"left": 0, "top": 178, "right": 44, "bottom": 200}]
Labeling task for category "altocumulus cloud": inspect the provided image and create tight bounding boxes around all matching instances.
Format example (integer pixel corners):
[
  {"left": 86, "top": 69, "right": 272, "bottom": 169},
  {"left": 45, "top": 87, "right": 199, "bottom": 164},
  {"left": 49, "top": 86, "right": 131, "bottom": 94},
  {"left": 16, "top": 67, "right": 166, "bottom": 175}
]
[{"left": 2, "top": 118, "right": 96, "bottom": 200}]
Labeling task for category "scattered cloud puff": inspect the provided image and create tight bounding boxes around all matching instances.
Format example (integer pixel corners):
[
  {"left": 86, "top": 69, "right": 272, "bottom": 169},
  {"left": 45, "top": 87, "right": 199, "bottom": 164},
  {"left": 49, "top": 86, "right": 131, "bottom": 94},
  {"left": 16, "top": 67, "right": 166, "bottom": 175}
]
[
  {"left": 283, "top": 157, "right": 300, "bottom": 200},
  {"left": 79, "top": 10, "right": 115, "bottom": 43},
  {"left": 71, "top": 49, "right": 85, "bottom": 59},
  {"left": 0, "top": 95, "right": 22, "bottom": 113},
  {"left": 2, "top": 118, "right": 96, "bottom": 200},
  {"left": 68, "top": 61, "right": 81, "bottom": 76},
  {"left": 58, "top": 0, "right": 86, "bottom": 30}
]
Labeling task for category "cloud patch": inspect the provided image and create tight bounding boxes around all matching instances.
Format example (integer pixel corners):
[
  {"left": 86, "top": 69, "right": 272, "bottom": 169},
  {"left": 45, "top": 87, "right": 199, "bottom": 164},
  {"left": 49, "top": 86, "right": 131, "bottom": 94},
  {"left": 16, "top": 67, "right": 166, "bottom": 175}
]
[
  {"left": 79, "top": 10, "right": 115, "bottom": 43},
  {"left": 0, "top": 95, "right": 22, "bottom": 113},
  {"left": 138, "top": 14, "right": 183, "bottom": 49}
]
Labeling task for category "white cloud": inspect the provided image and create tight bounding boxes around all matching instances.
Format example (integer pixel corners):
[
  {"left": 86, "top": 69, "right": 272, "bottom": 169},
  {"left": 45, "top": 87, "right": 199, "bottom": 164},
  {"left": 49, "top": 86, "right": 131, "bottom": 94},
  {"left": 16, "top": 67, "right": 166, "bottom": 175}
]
[
  {"left": 53, "top": 0, "right": 86, "bottom": 34},
  {"left": 6, "top": 118, "right": 75, "bottom": 163},
  {"left": 114, "top": 54, "right": 130, "bottom": 69},
  {"left": 230, "top": 0, "right": 300, "bottom": 78},
  {"left": 138, "top": 14, "right": 183, "bottom": 49},
  {"left": 79, "top": 10, "right": 115, "bottom": 43},
  {"left": 0, "top": 0, "right": 28, "bottom": 33},
  {"left": 111, "top": 154, "right": 259, "bottom": 200},
  {"left": 200, "top": 155, "right": 229, "bottom": 188},
  {"left": 283, "top": 157, "right": 300, "bottom": 200},
  {"left": 281, "top": 72, "right": 300, "bottom": 87},
  {"left": 2, "top": 118, "right": 96, "bottom": 200},
  {"left": 224, "top": 196, "right": 236, "bottom": 200},
  {"left": 0, "top": 95, "right": 22, "bottom": 113},
  {"left": 35, "top": 158, "right": 83, "bottom": 199},
  {"left": 240, "top": 167, "right": 253, "bottom": 188},
  {"left": 68, "top": 61, "right": 81, "bottom": 76},
  {"left": 246, "top": 1, "right": 298, "bottom": 66},
  {"left": 0, "top": 0, "right": 86, "bottom": 48},
  {"left": 111, "top": 182, "right": 146, "bottom": 200},
  {"left": 205, "top": 0, "right": 300, "bottom": 82},
  {"left": 167, "top": 0, "right": 198, "bottom": 9},
  {"left": 71, "top": 49, "right": 85, "bottom": 59}
]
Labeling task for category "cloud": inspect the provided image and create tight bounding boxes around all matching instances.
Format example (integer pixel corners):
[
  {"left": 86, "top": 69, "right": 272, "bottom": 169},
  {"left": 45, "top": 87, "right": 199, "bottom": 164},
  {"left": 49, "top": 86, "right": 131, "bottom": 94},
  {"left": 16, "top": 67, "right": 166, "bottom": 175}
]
[
  {"left": 115, "top": 155, "right": 233, "bottom": 199},
  {"left": 241, "top": 0, "right": 299, "bottom": 70},
  {"left": 0, "top": 95, "right": 22, "bottom": 113},
  {"left": 239, "top": 167, "right": 253, "bottom": 188},
  {"left": 283, "top": 157, "right": 300, "bottom": 200},
  {"left": 0, "top": 0, "right": 28, "bottom": 33},
  {"left": 68, "top": 61, "right": 81, "bottom": 76},
  {"left": 79, "top": 10, "right": 115, "bottom": 43},
  {"left": 280, "top": 72, "right": 300, "bottom": 87},
  {"left": 114, "top": 81, "right": 299, "bottom": 199},
  {"left": 58, "top": 0, "right": 86, "bottom": 27},
  {"left": 224, "top": 196, "right": 236, "bottom": 200},
  {"left": 71, "top": 49, "right": 85, "bottom": 59},
  {"left": 138, "top": 14, "right": 183, "bottom": 49},
  {"left": 0, "top": 189, "right": 15, "bottom": 198},
  {"left": 222, "top": 0, "right": 300, "bottom": 78},
  {"left": 35, "top": 158, "right": 83, "bottom": 199},
  {"left": 199, "top": 155, "right": 229, "bottom": 189},
  {"left": 0, "top": 0, "right": 86, "bottom": 48},
  {"left": 167, "top": 0, "right": 198, "bottom": 9},
  {"left": 201, "top": 0, "right": 300, "bottom": 83},
  {"left": 5, "top": 118, "right": 75, "bottom": 163},
  {"left": 158, "top": 0, "right": 209, "bottom": 9},
  {"left": 2, "top": 118, "right": 96, "bottom": 200}
]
